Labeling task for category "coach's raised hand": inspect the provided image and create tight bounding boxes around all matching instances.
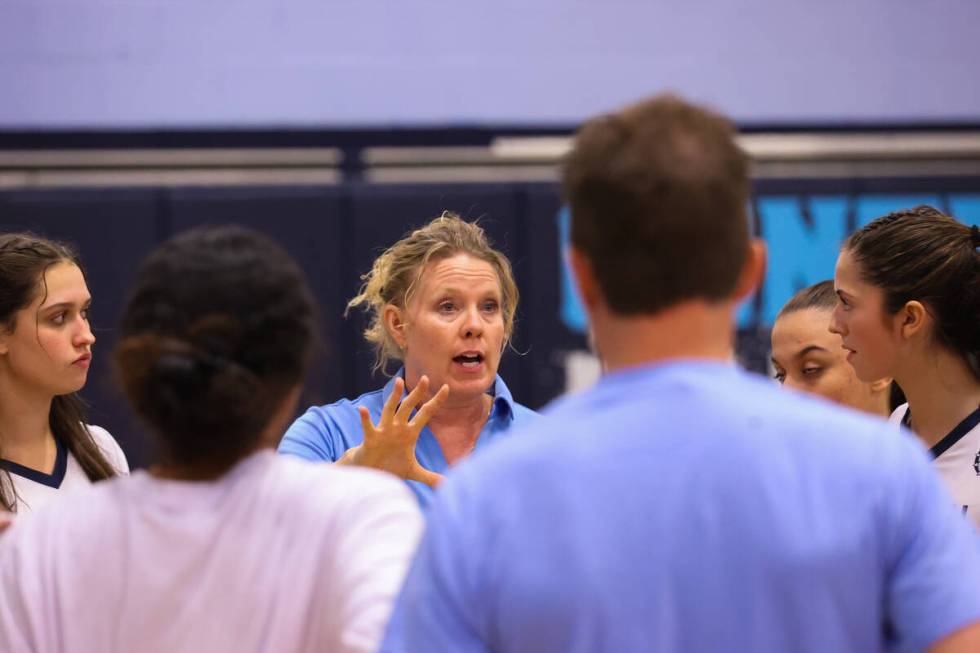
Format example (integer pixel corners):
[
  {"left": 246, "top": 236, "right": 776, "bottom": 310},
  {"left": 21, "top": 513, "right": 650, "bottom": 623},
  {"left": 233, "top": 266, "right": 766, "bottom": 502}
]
[{"left": 339, "top": 376, "right": 450, "bottom": 487}]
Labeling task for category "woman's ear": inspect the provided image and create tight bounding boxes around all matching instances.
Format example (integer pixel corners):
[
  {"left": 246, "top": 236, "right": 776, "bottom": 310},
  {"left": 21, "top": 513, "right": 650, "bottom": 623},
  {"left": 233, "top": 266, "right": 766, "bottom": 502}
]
[
  {"left": 383, "top": 304, "right": 407, "bottom": 349},
  {"left": 897, "top": 300, "right": 929, "bottom": 341},
  {"left": 869, "top": 377, "right": 894, "bottom": 394}
]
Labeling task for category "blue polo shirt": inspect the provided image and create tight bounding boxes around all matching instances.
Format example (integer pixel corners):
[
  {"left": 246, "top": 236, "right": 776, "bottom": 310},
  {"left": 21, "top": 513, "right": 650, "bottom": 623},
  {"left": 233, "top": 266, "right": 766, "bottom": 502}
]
[
  {"left": 381, "top": 360, "right": 980, "bottom": 653},
  {"left": 278, "top": 372, "right": 537, "bottom": 506}
]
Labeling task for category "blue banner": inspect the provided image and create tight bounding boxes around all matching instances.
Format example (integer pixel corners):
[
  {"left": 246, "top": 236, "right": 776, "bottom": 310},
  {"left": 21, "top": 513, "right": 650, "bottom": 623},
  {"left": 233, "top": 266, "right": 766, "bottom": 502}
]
[{"left": 559, "top": 194, "right": 980, "bottom": 332}]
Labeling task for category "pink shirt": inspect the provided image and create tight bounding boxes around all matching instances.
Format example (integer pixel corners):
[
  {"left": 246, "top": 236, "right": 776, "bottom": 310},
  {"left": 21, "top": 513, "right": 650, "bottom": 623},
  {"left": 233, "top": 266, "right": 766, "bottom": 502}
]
[{"left": 0, "top": 450, "right": 422, "bottom": 653}]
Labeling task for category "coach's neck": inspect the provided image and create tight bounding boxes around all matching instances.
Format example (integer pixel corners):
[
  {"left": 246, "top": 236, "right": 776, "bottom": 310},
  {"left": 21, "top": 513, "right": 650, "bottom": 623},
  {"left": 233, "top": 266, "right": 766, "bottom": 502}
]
[
  {"left": 591, "top": 301, "right": 736, "bottom": 372},
  {"left": 569, "top": 241, "right": 765, "bottom": 373}
]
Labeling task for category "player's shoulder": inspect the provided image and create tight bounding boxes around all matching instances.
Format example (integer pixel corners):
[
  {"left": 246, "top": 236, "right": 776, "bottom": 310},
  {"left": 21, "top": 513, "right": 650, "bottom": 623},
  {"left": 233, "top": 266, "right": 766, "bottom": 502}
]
[
  {"left": 1, "top": 475, "right": 126, "bottom": 552},
  {"left": 84, "top": 424, "right": 130, "bottom": 474}
]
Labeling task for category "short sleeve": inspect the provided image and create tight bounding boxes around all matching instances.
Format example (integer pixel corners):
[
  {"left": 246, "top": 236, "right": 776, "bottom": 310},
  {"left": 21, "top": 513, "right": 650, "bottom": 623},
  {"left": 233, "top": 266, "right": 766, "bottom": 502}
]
[
  {"left": 882, "top": 434, "right": 980, "bottom": 651},
  {"left": 87, "top": 424, "right": 130, "bottom": 475},
  {"left": 278, "top": 407, "right": 340, "bottom": 462}
]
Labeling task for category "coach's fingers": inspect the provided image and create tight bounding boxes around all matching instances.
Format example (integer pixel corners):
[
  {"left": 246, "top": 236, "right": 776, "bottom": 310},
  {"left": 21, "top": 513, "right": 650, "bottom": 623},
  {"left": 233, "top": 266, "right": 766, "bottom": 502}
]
[
  {"left": 409, "top": 383, "right": 450, "bottom": 430},
  {"left": 379, "top": 377, "right": 404, "bottom": 426},
  {"left": 396, "top": 375, "right": 430, "bottom": 422},
  {"left": 407, "top": 465, "right": 444, "bottom": 489},
  {"left": 357, "top": 406, "right": 377, "bottom": 440}
]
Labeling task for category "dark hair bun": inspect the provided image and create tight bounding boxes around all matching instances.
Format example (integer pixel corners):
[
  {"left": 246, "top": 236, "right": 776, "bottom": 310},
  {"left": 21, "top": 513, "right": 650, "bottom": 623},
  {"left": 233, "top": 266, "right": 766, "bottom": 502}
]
[
  {"left": 115, "top": 225, "right": 317, "bottom": 470},
  {"left": 117, "top": 331, "right": 271, "bottom": 464}
]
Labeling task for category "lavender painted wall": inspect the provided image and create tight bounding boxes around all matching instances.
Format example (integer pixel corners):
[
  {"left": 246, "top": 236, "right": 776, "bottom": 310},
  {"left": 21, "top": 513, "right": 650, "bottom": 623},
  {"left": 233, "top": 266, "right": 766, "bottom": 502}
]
[{"left": 1, "top": 0, "right": 978, "bottom": 128}]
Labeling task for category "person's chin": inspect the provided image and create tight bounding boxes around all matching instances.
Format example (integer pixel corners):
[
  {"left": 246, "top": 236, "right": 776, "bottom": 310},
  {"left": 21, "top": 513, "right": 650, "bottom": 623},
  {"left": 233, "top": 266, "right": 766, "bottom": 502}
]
[
  {"left": 850, "top": 362, "right": 879, "bottom": 385},
  {"left": 448, "top": 368, "right": 495, "bottom": 394},
  {"left": 59, "top": 376, "right": 88, "bottom": 395}
]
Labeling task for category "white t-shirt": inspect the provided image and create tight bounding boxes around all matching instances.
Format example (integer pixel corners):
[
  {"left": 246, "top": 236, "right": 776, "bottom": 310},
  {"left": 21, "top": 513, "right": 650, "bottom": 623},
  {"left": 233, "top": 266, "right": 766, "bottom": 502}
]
[
  {"left": 3, "top": 424, "right": 129, "bottom": 514},
  {"left": 890, "top": 403, "right": 980, "bottom": 528},
  {"left": 0, "top": 450, "right": 423, "bottom": 653}
]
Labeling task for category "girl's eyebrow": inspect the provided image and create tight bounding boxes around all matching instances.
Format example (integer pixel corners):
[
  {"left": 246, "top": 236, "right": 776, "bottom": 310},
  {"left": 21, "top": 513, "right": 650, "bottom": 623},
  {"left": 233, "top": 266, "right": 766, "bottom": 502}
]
[
  {"left": 794, "top": 344, "right": 829, "bottom": 360},
  {"left": 40, "top": 298, "right": 91, "bottom": 311}
]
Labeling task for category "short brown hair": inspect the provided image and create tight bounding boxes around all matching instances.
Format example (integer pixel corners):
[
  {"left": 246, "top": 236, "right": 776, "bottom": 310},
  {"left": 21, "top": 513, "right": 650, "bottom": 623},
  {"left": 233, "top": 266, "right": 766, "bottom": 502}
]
[
  {"left": 563, "top": 94, "right": 750, "bottom": 314},
  {"left": 347, "top": 212, "right": 519, "bottom": 374}
]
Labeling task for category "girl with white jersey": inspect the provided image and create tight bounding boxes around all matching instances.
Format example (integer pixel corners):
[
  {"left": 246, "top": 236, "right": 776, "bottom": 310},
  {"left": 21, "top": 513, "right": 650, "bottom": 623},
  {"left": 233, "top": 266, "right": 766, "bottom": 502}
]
[
  {"left": 0, "top": 225, "right": 421, "bottom": 653},
  {"left": 831, "top": 205, "right": 980, "bottom": 527},
  {"left": 0, "top": 233, "right": 127, "bottom": 516}
]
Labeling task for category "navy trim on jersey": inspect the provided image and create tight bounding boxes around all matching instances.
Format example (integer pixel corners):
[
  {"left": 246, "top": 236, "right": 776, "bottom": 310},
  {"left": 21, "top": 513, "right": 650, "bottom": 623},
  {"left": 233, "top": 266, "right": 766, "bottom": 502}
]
[
  {"left": 0, "top": 437, "right": 68, "bottom": 488},
  {"left": 929, "top": 405, "right": 980, "bottom": 460}
]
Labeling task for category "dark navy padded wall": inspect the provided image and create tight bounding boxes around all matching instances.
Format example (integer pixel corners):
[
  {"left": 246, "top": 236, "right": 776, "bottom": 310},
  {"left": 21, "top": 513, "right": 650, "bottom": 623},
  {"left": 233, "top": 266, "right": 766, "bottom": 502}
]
[{"left": 3, "top": 181, "right": 979, "bottom": 468}]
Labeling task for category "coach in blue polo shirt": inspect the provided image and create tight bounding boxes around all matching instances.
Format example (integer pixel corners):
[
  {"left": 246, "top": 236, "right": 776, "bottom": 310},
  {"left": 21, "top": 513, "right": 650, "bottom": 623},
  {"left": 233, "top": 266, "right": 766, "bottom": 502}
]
[
  {"left": 381, "top": 95, "right": 980, "bottom": 652},
  {"left": 279, "top": 212, "right": 536, "bottom": 506}
]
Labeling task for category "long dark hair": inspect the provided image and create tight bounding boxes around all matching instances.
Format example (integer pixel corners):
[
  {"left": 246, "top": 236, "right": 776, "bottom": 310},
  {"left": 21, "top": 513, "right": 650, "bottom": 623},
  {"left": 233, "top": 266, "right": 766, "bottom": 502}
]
[
  {"left": 844, "top": 205, "right": 980, "bottom": 382},
  {"left": 0, "top": 233, "right": 118, "bottom": 512},
  {"left": 114, "top": 225, "right": 317, "bottom": 475}
]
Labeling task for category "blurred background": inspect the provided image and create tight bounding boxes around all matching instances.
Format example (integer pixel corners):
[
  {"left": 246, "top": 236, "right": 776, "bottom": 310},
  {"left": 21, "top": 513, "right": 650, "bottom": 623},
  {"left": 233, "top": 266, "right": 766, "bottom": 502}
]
[{"left": 2, "top": 1, "right": 979, "bottom": 467}]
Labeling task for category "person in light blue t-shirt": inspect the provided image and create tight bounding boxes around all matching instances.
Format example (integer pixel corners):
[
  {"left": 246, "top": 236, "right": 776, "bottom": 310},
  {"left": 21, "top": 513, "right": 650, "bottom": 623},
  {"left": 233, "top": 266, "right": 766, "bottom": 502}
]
[
  {"left": 381, "top": 95, "right": 980, "bottom": 653},
  {"left": 279, "top": 213, "right": 536, "bottom": 506}
]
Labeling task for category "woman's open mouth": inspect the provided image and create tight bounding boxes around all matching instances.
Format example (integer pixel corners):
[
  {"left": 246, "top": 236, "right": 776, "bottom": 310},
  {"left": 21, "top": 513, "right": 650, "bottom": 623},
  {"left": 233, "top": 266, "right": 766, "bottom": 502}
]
[{"left": 452, "top": 352, "right": 484, "bottom": 369}]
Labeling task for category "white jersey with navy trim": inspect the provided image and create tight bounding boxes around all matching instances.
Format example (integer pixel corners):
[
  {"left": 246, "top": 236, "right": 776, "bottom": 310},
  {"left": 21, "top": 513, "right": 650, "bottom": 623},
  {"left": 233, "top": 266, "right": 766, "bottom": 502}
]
[
  {"left": 890, "top": 403, "right": 980, "bottom": 529},
  {"left": 3, "top": 425, "right": 129, "bottom": 514}
]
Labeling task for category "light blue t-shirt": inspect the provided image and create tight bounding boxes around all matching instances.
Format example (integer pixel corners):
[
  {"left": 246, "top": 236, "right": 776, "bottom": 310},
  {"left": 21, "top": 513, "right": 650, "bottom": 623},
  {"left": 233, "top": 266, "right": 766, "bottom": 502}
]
[
  {"left": 278, "top": 371, "right": 537, "bottom": 506},
  {"left": 381, "top": 360, "right": 980, "bottom": 653}
]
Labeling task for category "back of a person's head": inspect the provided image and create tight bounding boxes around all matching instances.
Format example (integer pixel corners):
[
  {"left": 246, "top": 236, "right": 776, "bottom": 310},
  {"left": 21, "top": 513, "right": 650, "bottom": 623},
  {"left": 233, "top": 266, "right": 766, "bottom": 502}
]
[
  {"left": 115, "top": 225, "right": 317, "bottom": 471},
  {"left": 563, "top": 93, "right": 750, "bottom": 315}
]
